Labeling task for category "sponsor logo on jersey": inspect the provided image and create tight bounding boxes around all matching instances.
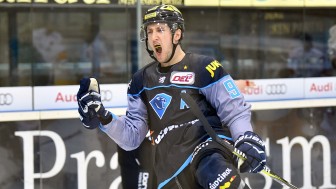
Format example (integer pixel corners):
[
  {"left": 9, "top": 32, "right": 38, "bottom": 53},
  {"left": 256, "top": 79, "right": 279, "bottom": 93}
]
[
  {"left": 159, "top": 76, "right": 166, "bottom": 83},
  {"left": 154, "top": 119, "right": 199, "bottom": 144},
  {"left": 170, "top": 71, "right": 195, "bottom": 84},
  {"left": 191, "top": 140, "right": 209, "bottom": 163},
  {"left": 180, "top": 90, "right": 189, "bottom": 109},
  {"left": 180, "top": 98, "right": 189, "bottom": 109},
  {"left": 138, "top": 172, "right": 149, "bottom": 189},
  {"left": 149, "top": 93, "right": 172, "bottom": 119},
  {"left": 128, "top": 79, "right": 132, "bottom": 89},
  {"left": 205, "top": 60, "right": 222, "bottom": 78},
  {"left": 209, "top": 168, "right": 233, "bottom": 189},
  {"left": 147, "top": 130, "right": 155, "bottom": 145},
  {"left": 220, "top": 175, "right": 237, "bottom": 189}
]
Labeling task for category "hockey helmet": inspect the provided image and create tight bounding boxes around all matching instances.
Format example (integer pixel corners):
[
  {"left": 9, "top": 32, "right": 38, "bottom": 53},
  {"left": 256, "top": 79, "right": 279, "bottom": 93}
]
[{"left": 140, "top": 4, "right": 185, "bottom": 42}]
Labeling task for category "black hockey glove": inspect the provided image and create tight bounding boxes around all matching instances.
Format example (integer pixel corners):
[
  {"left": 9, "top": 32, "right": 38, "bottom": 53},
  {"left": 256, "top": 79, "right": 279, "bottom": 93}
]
[
  {"left": 234, "top": 131, "right": 266, "bottom": 173},
  {"left": 77, "top": 77, "right": 112, "bottom": 129}
]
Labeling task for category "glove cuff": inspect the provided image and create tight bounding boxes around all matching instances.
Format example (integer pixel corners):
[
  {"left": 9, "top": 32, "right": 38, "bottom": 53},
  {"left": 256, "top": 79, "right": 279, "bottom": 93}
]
[
  {"left": 96, "top": 105, "right": 113, "bottom": 125},
  {"left": 234, "top": 131, "right": 265, "bottom": 149}
]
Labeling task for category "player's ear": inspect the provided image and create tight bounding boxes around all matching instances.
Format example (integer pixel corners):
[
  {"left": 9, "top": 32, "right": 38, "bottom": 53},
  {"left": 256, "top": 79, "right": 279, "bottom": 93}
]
[{"left": 173, "top": 29, "right": 182, "bottom": 44}]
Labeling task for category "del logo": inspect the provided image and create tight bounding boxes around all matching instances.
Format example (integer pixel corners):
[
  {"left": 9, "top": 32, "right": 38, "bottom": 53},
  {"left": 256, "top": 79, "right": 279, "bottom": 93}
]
[
  {"left": 170, "top": 71, "right": 195, "bottom": 84},
  {"left": 149, "top": 93, "right": 172, "bottom": 119}
]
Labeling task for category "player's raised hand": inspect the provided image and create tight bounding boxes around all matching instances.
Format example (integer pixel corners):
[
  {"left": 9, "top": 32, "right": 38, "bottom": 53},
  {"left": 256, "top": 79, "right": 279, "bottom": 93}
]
[{"left": 77, "top": 77, "right": 112, "bottom": 129}]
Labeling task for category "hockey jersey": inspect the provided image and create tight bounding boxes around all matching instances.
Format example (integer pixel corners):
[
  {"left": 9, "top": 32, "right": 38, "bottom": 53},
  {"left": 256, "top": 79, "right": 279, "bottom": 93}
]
[{"left": 100, "top": 53, "right": 253, "bottom": 187}]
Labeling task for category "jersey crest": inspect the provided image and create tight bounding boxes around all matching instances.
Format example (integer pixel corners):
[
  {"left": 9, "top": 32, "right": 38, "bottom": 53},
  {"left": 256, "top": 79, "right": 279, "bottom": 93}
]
[{"left": 149, "top": 93, "right": 172, "bottom": 119}]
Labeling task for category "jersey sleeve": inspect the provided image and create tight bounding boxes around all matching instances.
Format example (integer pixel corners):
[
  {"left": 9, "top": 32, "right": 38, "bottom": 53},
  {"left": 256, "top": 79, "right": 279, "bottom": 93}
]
[
  {"left": 99, "top": 73, "right": 149, "bottom": 151},
  {"left": 194, "top": 55, "right": 229, "bottom": 87},
  {"left": 199, "top": 58, "right": 253, "bottom": 141}
]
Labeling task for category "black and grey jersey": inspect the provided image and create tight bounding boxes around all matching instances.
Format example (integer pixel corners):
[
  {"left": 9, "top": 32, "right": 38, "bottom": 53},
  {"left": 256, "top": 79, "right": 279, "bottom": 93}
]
[{"left": 101, "top": 53, "right": 253, "bottom": 187}]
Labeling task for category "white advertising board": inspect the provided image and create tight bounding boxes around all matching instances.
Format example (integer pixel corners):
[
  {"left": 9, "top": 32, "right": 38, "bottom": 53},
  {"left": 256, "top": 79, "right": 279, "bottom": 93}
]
[
  {"left": 243, "top": 78, "right": 305, "bottom": 101},
  {"left": 0, "top": 87, "right": 33, "bottom": 112},
  {"left": 34, "top": 84, "right": 128, "bottom": 110},
  {"left": 1, "top": 77, "right": 336, "bottom": 112},
  {"left": 304, "top": 77, "right": 336, "bottom": 99}
]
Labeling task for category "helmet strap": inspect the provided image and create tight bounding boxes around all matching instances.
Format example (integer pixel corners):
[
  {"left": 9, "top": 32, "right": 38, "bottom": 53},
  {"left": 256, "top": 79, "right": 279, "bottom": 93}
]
[{"left": 163, "top": 42, "right": 178, "bottom": 63}]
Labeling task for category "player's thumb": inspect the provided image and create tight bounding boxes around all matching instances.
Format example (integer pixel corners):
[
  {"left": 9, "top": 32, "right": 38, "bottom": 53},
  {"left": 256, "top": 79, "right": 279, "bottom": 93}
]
[{"left": 78, "top": 77, "right": 91, "bottom": 96}]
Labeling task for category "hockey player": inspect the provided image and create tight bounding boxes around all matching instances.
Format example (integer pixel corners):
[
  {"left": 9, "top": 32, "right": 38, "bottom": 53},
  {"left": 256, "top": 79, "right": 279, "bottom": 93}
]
[
  {"left": 77, "top": 4, "right": 266, "bottom": 189},
  {"left": 116, "top": 80, "right": 255, "bottom": 189}
]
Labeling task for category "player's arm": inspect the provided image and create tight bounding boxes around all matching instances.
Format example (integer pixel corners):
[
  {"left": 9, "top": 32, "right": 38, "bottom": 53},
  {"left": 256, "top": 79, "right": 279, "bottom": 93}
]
[
  {"left": 201, "top": 75, "right": 266, "bottom": 173},
  {"left": 100, "top": 94, "right": 149, "bottom": 151},
  {"left": 199, "top": 59, "right": 265, "bottom": 173},
  {"left": 198, "top": 58, "right": 252, "bottom": 140},
  {"left": 200, "top": 74, "right": 252, "bottom": 140},
  {"left": 77, "top": 77, "right": 148, "bottom": 151}
]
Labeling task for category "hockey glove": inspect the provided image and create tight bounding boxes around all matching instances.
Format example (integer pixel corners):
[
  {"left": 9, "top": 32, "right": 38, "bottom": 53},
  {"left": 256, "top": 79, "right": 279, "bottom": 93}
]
[
  {"left": 77, "top": 77, "right": 112, "bottom": 129},
  {"left": 234, "top": 131, "right": 266, "bottom": 173}
]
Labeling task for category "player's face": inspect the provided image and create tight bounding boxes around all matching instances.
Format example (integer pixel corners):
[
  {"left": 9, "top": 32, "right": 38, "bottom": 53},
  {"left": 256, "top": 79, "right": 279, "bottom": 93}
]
[{"left": 146, "top": 23, "right": 174, "bottom": 63}]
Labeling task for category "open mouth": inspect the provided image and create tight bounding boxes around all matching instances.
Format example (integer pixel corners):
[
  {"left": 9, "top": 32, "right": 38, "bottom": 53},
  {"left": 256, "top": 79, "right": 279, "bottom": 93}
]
[{"left": 154, "top": 45, "right": 162, "bottom": 53}]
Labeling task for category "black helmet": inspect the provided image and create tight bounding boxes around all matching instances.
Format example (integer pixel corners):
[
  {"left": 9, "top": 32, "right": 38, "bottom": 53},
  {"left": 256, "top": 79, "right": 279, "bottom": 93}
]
[{"left": 140, "top": 4, "right": 184, "bottom": 42}]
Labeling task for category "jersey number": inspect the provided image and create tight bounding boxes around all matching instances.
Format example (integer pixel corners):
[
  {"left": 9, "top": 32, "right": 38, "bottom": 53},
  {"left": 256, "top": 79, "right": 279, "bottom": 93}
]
[{"left": 223, "top": 80, "right": 240, "bottom": 99}]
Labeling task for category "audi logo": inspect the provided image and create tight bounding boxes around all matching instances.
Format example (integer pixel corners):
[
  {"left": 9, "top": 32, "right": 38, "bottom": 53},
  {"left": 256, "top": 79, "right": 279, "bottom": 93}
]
[
  {"left": 0, "top": 93, "right": 13, "bottom": 105},
  {"left": 265, "top": 84, "right": 287, "bottom": 95},
  {"left": 100, "top": 90, "right": 113, "bottom": 102}
]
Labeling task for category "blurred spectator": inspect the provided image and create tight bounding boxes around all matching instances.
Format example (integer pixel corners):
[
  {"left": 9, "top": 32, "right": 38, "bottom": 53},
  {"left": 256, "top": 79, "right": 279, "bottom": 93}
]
[
  {"left": 328, "top": 25, "right": 336, "bottom": 73},
  {"left": 33, "top": 27, "right": 67, "bottom": 64},
  {"left": 80, "top": 28, "right": 110, "bottom": 65},
  {"left": 32, "top": 27, "right": 68, "bottom": 85},
  {"left": 287, "top": 33, "right": 332, "bottom": 77}
]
